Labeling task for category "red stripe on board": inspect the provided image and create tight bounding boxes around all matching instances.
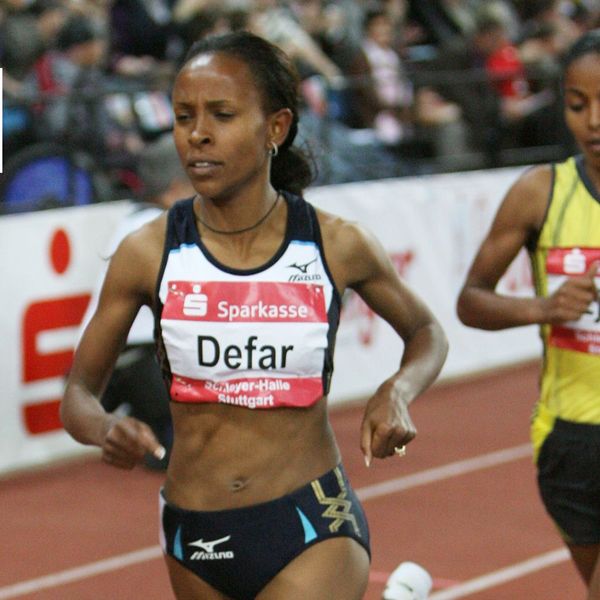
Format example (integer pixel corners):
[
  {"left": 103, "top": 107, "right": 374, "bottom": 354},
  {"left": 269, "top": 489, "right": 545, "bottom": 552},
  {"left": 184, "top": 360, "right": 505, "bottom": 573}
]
[
  {"left": 22, "top": 399, "right": 62, "bottom": 434},
  {"left": 22, "top": 295, "right": 90, "bottom": 383}
]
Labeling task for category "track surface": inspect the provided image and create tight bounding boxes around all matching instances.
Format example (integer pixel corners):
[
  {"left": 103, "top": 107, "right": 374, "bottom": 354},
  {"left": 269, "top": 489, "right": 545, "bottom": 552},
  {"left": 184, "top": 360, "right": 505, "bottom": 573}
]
[{"left": 0, "top": 361, "right": 587, "bottom": 599}]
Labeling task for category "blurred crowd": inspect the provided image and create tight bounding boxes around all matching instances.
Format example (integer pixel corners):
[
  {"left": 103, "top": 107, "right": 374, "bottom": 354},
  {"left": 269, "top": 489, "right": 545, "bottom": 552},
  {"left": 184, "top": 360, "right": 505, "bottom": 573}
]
[{"left": 3, "top": 0, "right": 600, "bottom": 197}]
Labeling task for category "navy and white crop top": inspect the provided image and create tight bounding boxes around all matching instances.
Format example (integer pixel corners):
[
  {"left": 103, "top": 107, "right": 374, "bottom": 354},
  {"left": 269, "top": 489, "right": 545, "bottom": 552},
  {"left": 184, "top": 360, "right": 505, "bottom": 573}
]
[{"left": 155, "top": 192, "right": 341, "bottom": 409}]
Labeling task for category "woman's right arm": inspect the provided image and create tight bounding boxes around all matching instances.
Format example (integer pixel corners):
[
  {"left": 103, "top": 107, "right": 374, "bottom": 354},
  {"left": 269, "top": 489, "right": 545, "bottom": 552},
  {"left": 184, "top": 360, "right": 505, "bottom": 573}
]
[
  {"left": 457, "top": 165, "right": 550, "bottom": 330},
  {"left": 61, "top": 230, "right": 165, "bottom": 469},
  {"left": 457, "top": 165, "right": 598, "bottom": 330}
]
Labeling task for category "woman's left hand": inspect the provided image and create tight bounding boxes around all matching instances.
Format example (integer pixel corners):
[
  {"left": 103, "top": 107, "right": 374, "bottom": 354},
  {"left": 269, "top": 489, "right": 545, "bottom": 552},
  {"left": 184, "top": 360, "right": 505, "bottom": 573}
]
[{"left": 360, "top": 379, "right": 416, "bottom": 467}]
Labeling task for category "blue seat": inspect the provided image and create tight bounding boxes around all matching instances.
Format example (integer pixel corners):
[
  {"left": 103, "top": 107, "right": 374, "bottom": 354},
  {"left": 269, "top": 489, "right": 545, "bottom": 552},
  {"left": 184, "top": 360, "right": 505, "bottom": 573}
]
[{"left": 0, "top": 143, "right": 104, "bottom": 213}]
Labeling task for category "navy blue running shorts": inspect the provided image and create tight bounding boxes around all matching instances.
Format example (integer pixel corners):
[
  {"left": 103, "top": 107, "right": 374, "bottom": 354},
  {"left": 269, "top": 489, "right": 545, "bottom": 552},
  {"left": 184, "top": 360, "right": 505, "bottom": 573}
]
[{"left": 159, "top": 464, "right": 370, "bottom": 599}]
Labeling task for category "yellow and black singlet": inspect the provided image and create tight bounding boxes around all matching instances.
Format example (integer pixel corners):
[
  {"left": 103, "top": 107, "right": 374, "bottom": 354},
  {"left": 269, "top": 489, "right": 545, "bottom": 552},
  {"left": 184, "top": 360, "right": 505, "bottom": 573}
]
[{"left": 529, "top": 155, "right": 600, "bottom": 459}]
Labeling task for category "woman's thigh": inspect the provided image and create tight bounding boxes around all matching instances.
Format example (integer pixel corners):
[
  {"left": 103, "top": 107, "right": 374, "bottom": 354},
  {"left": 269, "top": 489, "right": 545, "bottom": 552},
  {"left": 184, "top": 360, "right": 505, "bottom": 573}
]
[
  {"left": 164, "top": 555, "right": 232, "bottom": 600},
  {"left": 257, "top": 537, "right": 370, "bottom": 600}
]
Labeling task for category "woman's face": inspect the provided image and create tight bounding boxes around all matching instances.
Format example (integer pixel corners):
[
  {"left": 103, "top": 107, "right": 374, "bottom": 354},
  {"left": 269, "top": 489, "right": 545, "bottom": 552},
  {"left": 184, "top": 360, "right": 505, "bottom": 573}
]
[
  {"left": 172, "top": 52, "right": 274, "bottom": 201},
  {"left": 564, "top": 52, "right": 600, "bottom": 168}
]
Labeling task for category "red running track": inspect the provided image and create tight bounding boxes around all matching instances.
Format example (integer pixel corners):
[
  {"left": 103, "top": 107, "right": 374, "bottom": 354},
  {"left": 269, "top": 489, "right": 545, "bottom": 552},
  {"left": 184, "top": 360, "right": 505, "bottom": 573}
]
[{"left": 0, "top": 361, "right": 587, "bottom": 599}]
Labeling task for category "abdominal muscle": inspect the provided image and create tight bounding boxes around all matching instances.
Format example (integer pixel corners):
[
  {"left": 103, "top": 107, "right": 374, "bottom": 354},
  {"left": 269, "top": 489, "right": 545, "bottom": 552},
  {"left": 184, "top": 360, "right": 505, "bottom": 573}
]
[{"left": 162, "top": 397, "right": 340, "bottom": 511}]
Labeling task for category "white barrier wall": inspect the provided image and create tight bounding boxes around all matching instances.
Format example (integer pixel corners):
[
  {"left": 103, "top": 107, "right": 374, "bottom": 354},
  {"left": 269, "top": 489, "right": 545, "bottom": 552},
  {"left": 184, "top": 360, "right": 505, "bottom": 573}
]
[
  {"left": 0, "top": 201, "right": 133, "bottom": 473},
  {"left": 0, "top": 167, "right": 541, "bottom": 473}
]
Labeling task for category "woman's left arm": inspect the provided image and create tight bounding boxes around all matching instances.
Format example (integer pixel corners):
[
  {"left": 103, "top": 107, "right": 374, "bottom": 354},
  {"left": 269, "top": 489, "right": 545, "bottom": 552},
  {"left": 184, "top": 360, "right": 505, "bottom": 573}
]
[{"left": 324, "top": 216, "right": 448, "bottom": 465}]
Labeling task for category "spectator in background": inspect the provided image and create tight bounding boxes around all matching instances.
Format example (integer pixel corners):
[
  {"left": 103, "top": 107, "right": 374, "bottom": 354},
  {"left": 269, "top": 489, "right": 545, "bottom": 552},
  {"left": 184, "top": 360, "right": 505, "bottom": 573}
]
[
  {"left": 109, "top": 0, "right": 183, "bottom": 78},
  {"left": 23, "top": 15, "right": 109, "bottom": 147},
  {"left": 481, "top": 13, "right": 558, "bottom": 150},
  {"left": 518, "top": 20, "right": 562, "bottom": 74},
  {"left": 306, "top": 0, "right": 375, "bottom": 71},
  {"left": 424, "top": 12, "right": 500, "bottom": 163},
  {"left": 407, "top": 0, "right": 522, "bottom": 49},
  {"left": 1, "top": 0, "right": 70, "bottom": 153},
  {"left": 78, "top": 133, "right": 195, "bottom": 470},
  {"left": 425, "top": 11, "right": 559, "bottom": 166},
  {"left": 380, "top": 0, "right": 428, "bottom": 54},
  {"left": 518, "top": 20, "right": 563, "bottom": 93},
  {"left": 247, "top": 0, "right": 343, "bottom": 85},
  {"left": 242, "top": 0, "right": 347, "bottom": 125},
  {"left": 484, "top": 15, "right": 541, "bottom": 109},
  {"left": 345, "top": 6, "right": 468, "bottom": 169},
  {"left": 1, "top": 0, "right": 68, "bottom": 82},
  {"left": 22, "top": 14, "right": 150, "bottom": 174},
  {"left": 287, "top": 0, "right": 337, "bottom": 55},
  {"left": 346, "top": 7, "right": 414, "bottom": 139},
  {"left": 512, "top": 0, "right": 581, "bottom": 55}
]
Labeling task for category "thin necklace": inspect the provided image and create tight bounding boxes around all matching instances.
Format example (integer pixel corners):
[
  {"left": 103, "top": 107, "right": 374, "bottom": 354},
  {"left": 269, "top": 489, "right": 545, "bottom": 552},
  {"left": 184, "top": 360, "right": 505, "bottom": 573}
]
[{"left": 195, "top": 192, "right": 281, "bottom": 235}]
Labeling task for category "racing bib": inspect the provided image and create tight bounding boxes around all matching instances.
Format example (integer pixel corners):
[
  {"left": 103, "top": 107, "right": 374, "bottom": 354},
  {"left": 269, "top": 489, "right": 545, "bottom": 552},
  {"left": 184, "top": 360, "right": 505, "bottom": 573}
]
[
  {"left": 161, "top": 280, "right": 329, "bottom": 408},
  {"left": 546, "top": 247, "right": 600, "bottom": 354}
]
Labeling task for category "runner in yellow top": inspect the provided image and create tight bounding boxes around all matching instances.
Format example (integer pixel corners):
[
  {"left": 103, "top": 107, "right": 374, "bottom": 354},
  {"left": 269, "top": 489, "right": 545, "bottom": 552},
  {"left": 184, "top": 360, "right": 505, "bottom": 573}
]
[
  {"left": 531, "top": 156, "right": 600, "bottom": 440},
  {"left": 457, "top": 30, "right": 600, "bottom": 597}
]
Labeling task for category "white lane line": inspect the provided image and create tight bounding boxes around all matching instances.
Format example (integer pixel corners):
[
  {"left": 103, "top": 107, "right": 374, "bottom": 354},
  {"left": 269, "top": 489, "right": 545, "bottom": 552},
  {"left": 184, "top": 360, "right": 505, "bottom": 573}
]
[
  {"left": 429, "top": 548, "right": 570, "bottom": 599},
  {"left": 0, "top": 443, "right": 532, "bottom": 599},
  {"left": 0, "top": 546, "right": 163, "bottom": 599},
  {"left": 357, "top": 443, "right": 531, "bottom": 501}
]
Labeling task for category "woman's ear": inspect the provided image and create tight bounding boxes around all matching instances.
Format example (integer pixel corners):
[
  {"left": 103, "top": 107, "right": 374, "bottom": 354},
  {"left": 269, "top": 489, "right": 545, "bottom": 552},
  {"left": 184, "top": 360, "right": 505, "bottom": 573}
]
[{"left": 268, "top": 108, "right": 294, "bottom": 148}]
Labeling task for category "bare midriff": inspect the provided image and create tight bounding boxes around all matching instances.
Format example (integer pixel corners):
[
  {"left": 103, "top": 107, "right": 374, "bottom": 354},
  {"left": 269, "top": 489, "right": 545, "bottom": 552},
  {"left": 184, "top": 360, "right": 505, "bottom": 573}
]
[{"left": 162, "top": 396, "right": 340, "bottom": 511}]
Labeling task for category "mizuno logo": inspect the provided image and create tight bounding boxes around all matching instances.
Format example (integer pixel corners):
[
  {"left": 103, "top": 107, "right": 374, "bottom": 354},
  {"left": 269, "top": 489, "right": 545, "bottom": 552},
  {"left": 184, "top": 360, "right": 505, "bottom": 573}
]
[
  {"left": 287, "top": 258, "right": 317, "bottom": 273},
  {"left": 189, "top": 535, "right": 231, "bottom": 553},
  {"left": 188, "top": 534, "right": 235, "bottom": 561}
]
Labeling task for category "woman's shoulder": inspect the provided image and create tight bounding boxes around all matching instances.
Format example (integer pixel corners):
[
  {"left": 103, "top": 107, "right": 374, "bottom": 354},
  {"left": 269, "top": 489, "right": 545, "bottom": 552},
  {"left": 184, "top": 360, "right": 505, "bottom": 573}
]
[
  {"left": 313, "top": 205, "right": 384, "bottom": 272},
  {"left": 313, "top": 205, "right": 365, "bottom": 246},
  {"left": 494, "top": 163, "right": 555, "bottom": 233},
  {"left": 512, "top": 163, "right": 554, "bottom": 194},
  {"left": 501, "top": 163, "right": 554, "bottom": 212}
]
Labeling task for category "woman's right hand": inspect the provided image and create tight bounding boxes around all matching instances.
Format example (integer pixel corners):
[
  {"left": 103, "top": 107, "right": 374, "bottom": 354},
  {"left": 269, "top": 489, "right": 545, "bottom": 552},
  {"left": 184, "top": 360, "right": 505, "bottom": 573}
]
[
  {"left": 540, "top": 262, "right": 599, "bottom": 324},
  {"left": 101, "top": 415, "right": 165, "bottom": 470}
]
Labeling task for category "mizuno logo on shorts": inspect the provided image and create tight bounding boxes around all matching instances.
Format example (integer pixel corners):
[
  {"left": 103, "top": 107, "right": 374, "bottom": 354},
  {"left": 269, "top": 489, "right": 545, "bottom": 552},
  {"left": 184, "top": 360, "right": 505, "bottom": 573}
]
[{"left": 189, "top": 535, "right": 234, "bottom": 560}]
